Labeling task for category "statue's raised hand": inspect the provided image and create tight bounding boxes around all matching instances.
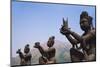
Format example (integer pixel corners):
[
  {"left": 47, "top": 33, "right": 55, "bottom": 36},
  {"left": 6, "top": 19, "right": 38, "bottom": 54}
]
[
  {"left": 60, "top": 18, "right": 71, "bottom": 35},
  {"left": 34, "top": 42, "right": 40, "bottom": 48}
]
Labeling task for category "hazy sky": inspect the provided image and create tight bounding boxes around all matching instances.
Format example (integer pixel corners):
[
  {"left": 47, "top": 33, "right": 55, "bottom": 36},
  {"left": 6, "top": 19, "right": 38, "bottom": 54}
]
[{"left": 12, "top": 1, "right": 95, "bottom": 57}]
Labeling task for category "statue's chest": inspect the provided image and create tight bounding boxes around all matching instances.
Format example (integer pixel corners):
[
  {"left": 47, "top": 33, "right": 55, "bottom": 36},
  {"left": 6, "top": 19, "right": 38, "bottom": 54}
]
[{"left": 82, "top": 34, "right": 96, "bottom": 49}]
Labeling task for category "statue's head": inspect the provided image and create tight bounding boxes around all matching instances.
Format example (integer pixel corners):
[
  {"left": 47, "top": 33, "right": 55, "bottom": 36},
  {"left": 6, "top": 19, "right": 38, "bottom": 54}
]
[
  {"left": 24, "top": 44, "right": 30, "bottom": 54},
  {"left": 34, "top": 42, "right": 40, "bottom": 48},
  {"left": 47, "top": 36, "right": 55, "bottom": 47},
  {"left": 80, "top": 11, "right": 93, "bottom": 31},
  {"left": 25, "top": 44, "right": 29, "bottom": 48}
]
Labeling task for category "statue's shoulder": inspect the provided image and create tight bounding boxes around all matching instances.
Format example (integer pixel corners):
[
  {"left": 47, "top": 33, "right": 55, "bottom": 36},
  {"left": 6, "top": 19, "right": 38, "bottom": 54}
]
[{"left": 82, "top": 28, "right": 96, "bottom": 36}]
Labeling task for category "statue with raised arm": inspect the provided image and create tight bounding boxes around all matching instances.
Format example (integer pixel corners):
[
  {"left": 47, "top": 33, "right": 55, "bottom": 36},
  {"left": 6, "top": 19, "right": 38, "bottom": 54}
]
[
  {"left": 16, "top": 49, "right": 26, "bottom": 65},
  {"left": 34, "top": 42, "right": 48, "bottom": 64},
  {"left": 16, "top": 44, "right": 32, "bottom": 65},
  {"left": 46, "top": 36, "right": 56, "bottom": 63},
  {"left": 60, "top": 11, "right": 96, "bottom": 62},
  {"left": 24, "top": 44, "right": 32, "bottom": 65},
  {"left": 34, "top": 36, "right": 56, "bottom": 64}
]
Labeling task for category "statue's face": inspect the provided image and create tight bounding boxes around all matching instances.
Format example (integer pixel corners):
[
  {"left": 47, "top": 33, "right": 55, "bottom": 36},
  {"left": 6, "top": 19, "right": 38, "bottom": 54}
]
[
  {"left": 47, "top": 37, "right": 55, "bottom": 47},
  {"left": 47, "top": 40, "right": 54, "bottom": 47},
  {"left": 80, "top": 18, "right": 90, "bottom": 31}
]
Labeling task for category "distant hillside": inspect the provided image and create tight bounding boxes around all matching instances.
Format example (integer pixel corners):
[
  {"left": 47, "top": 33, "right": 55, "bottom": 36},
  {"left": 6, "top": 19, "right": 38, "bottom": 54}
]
[{"left": 11, "top": 40, "right": 72, "bottom": 66}]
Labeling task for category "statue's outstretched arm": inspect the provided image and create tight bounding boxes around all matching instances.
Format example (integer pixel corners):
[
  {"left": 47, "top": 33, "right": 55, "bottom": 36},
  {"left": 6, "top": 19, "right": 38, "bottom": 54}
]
[
  {"left": 60, "top": 18, "right": 82, "bottom": 43},
  {"left": 38, "top": 46, "right": 48, "bottom": 57},
  {"left": 34, "top": 42, "right": 48, "bottom": 57},
  {"left": 70, "top": 28, "right": 95, "bottom": 43},
  {"left": 65, "top": 34, "right": 79, "bottom": 45},
  {"left": 69, "top": 30, "right": 83, "bottom": 42}
]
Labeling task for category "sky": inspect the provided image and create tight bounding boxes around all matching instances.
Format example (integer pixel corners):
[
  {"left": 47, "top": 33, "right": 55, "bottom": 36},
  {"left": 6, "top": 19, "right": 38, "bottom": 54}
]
[{"left": 12, "top": 1, "right": 96, "bottom": 57}]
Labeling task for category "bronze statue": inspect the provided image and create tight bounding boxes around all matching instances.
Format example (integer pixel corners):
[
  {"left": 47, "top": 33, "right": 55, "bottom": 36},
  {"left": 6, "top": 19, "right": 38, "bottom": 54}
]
[
  {"left": 34, "top": 36, "right": 56, "bottom": 64},
  {"left": 34, "top": 42, "right": 48, "bottom": 64},
  {"left": 47, "top": 36, "right": 56, "bottom": 63},
  {"left": 61, "top": 18, "right": 78, "bottom": 49},
  {"left": 24, "top": 44, "right": 32, "bottom": 65},
  {"left": 16, "top": 49, "right": 26, "bottom": 65},
  {"left": 60, "top": 11, "right": 96, "bottom": 62},
  {"left": 16, "top": 44, "right": 32, "bottom": 65},
  {"left": 24, "top": 44, "right": 30, "bottom": 54}
]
